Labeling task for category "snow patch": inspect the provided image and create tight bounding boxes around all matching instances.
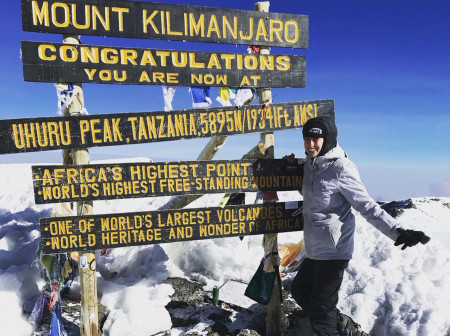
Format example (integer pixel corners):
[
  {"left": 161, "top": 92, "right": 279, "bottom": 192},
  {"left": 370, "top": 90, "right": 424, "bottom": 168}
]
[{"left": 0, "top": 162, "right": 449, "bottom": 335}]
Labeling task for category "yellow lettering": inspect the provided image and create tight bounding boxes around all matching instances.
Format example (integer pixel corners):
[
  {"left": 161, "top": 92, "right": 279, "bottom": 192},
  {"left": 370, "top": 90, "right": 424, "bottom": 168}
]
[
  {"left": 166, "top": 11, "right": 182, "bottom": 35},
  {"left": 143, "top": 10, "right": 159, "bottom": 33},
  {"left": 120, "top": 49, "right": 138, "bottom": 65},
  {"left": 189, "top": 13, "right": 205, "bottom": 37},
  {"left": 51, "top": 2, "right": 70, "bottom": 28},
  {"left": 156, "top": 50, "right": 170, "bottom": 66},
  {"left": 140, "top": 50, "right": 157, "bottom": 66},
  {"left": 207, "top": 15, "right": 220, "bottom": 38},
  {"left": 221, "top": 54, "right": 235, "bottom": 69},
  {"left": 60, "top": 45, "right": 78, "bottom": 62},
  {"left": 157, "top": 116, "right": 166, "bottom": 138},
  {"left": 166, "top": 72, "right": 178, "bottom": 83},
  {"left": 244, "top": 55, "right": 258, "bottom": 70},
  {"left": 207, "top": 53, "right": 221, "bottom": 69},
  {"left": 191, "top": 73, "right": 202, "bottom": 84},
  {"left": 172, "top": 52, "right": 188, "bottom": 67},
  {"left": 139, "top": 70, "right": 151, "bottom": 82},
  {"left": 38, "top": 44, "right": 56, "bottom": 61},
  {"left": 99, "top": 69, "right": 112, "bottom": 81},
  {"left": 84, "top": 68, "right": 97, "bottom": 80},
  {"left": 153, "top": 72, "right": 165, "bottom": 83},
  {"left": 255, "top": 18, "right": 268, "bottom": 41},
  {"left": 80, "top": 47, "right": 99, "bottom": 63},
  {"left": 32, "top": 0, "right": 49, "bottom": 26},
  {"left": 101, "top": 48, "right": 118, "bottom": 64},
  {"left": 79, "top": 120, "right": 89, "bottom": 144},
  {"left": 146, "top": 116, "right": 157, "bottom": 139},
  {"left": 169, "top": 228, "right": 176, "bottom": 239},
  {"left": 223, "top": 16, "right": 237, "bottom": 39},
  {"left": 112, "top": 7, "right": 129, "bottom": 31},
  {"left": 240, "top": 18, "right": 253, "bottom": 40},
  {"left": 92, "top": 5, "right": 110, "bottom": 30},
  {"left": 260, "top": 55, "right": 274, "bottom": 70},
  {"left": 270, "top": 19, "right": 283, "bottom": 42},
  {"left": 71, "top": 4, "right": 90, "bottom": 29},
  {"left": 240, "top": 75, "right": 251, "bottom": 86},
  {"left": 276, "top": 55, "right": 290, "bottom": 70},
  {"left": 285, "top": 21, "right": 299, "bottom": 43},
  {"left": 189, "top": 53, "right": 205, "bottom": 68}
]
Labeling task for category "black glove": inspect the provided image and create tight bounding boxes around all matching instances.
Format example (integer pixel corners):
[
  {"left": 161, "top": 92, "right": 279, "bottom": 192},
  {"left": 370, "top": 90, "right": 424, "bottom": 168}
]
[{"left": 394, "top": 228, "right": 430, "bottom": 250}]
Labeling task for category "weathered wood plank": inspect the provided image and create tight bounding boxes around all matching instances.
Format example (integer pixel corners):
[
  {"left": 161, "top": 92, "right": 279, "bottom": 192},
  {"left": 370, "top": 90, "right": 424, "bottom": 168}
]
[
  {"left": 21, "top": 41, "right": 305, "bottom": 87},
  {"left": 32, "top": 158, "right": 304, "bottom": 203},
  {"left": 0, "top": 100, "right": 334, "bottom": 154},
  {"left": 40, "top": 201, "right": 304, "bottom": 253},
  {"left": 21, "top": 0, "right": 308, "bottom": 48}
]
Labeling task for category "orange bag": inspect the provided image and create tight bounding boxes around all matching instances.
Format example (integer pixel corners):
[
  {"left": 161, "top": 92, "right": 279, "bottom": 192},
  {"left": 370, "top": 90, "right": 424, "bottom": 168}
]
[{"left": 280, "top": 241, "right": 304, "bottom": 267}]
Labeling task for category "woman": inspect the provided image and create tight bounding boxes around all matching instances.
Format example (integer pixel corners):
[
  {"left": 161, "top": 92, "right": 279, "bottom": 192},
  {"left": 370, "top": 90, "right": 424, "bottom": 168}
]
[{"left": 288, "top": 116, "right": 429, "bottom": 336}]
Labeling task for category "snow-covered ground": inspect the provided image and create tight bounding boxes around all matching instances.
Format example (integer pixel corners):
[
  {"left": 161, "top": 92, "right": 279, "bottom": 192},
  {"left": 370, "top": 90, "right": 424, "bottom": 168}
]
[{"left": 0, "top": 162, "right": 449, "bottom": 335}]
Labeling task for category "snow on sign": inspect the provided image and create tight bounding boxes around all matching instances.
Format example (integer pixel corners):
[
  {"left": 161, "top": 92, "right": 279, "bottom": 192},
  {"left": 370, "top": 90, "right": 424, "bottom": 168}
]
[
  {"left": 0, "top": 100, "right": 334, "bottom": 154},
  {"left": 21, "top": 0, "right": 309, "bottom": 49},
  {"left": 32, "top": 158, "right": 304, "bottom": 204},
  {"left": 21, "top": 41, "right": 305, "bottom": 87},
  {"left": 39, "top": 201, "right": 304, "bottom": 254}
]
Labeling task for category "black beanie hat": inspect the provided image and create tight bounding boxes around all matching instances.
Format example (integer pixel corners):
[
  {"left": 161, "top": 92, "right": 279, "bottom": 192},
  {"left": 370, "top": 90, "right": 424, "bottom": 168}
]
[
  {"left": 302, "top": 116, "right": 338, "bottom": 156},
  {"left": 302, "top": 119, "right": 327, "bottom": 139}
]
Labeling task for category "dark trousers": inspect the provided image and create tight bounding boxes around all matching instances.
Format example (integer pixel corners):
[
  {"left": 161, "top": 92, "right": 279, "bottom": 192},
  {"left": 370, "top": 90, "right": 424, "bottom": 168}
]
[{"left": 291, "top": 258, "right": 349, "bottom": 336}]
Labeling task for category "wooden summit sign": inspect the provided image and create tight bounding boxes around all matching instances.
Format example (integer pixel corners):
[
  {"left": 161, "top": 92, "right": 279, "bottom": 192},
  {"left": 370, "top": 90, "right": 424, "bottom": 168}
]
[
  {"left": 21, "top": 0, "right": 308, "bottom": 49},
  {"left": 0, "top": 100, "right": 334, "bottom": 154},
  {"left": 21, "top": 41, "right": 305, "bottom": 87},
  {"left": 40, "top": 201, "right": 304, "bottom": 253},
  {"left": 32, "top": 158, "right": 304, "bottom": 204}
]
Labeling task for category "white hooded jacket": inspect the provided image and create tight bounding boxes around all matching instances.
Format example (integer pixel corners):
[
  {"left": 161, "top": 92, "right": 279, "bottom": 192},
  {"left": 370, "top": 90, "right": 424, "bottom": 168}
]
[{"left": 302, "top": 144, "right": 400, "bottom": 260}]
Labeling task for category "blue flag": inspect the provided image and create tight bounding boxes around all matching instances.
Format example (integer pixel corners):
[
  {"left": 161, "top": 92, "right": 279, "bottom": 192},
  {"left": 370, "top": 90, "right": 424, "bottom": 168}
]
[
  {"left": 49, "top": 298, "right": 66, "bottom": 336},
  {"left": 190, "top": 87, "right": 212, "bottom": 108}
]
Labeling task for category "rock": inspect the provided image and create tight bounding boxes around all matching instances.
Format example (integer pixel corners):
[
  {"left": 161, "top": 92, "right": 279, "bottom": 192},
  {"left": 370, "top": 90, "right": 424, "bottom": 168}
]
[
  {"left": 378, "top": 199, "right": 415, "bottom": 218},
  {"left": 159, "top": 277, "right": 313, "bottom": 336},
  {"left": 31, "top": 276, "right": 315, "bottom": 336},
  {"left": 164, "top": 277, "right": 208, "bottom": 307}
]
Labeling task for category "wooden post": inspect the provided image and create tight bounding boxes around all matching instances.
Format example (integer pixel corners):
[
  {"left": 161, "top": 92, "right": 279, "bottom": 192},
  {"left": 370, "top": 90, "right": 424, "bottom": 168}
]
[
  {"left": 197, "top": 135, "right": 228, "bottom": 161},
  {"left": 254, "top": 2, "right": 281, "bottom": 336},
  {"left": 63, "top": 35, "right": 99, "bottom": 336}
]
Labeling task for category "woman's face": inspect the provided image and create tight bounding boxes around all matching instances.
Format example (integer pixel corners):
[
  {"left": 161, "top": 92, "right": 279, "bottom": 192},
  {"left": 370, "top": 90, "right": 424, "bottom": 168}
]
[{"left": 303, "top": 137, "right": 324, "bottom": 158}]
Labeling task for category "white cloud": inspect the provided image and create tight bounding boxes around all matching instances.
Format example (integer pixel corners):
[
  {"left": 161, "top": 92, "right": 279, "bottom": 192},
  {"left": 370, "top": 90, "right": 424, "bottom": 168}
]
[
  {"left": 358, "top": 166, "right": 450, "bottom": 201},
  {"left": 429, "top": 179, "right": 450, "bottom": 197}
]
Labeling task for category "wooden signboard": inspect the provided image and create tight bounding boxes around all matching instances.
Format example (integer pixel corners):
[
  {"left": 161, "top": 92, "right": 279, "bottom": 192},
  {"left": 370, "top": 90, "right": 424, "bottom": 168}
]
[
  {"left": 21, "top": 41, "right": 305, "bottom": 87},
  {"left": 32, "top": 158, "right": 304, "bottom": 204},
  {"left": 0, "top": 99, "right": 334, "bottom": 155},
  {"left": 40, "top": 201, "right": 304, "bottom": 253},
  {"left": 21, "top": 0, "right": 308, "bottom": 49}
]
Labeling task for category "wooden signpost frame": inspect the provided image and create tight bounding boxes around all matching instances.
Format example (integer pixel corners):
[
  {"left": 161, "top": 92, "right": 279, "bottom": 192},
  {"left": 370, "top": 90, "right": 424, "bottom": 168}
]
[{"left": 14, "top": 0, "right": 316, "bottom": 335}]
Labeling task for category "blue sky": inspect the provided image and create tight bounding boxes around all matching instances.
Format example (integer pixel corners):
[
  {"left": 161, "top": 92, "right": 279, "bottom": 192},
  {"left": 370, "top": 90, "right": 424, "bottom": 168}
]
[{"left": 0, "top": 0, "right": 449, "bottom": 200}]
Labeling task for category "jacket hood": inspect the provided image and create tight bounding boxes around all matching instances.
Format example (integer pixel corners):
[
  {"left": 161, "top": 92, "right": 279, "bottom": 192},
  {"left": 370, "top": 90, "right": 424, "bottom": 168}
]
[{"left": 303, "top": 116, "right": 338, "bottom": 157}]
